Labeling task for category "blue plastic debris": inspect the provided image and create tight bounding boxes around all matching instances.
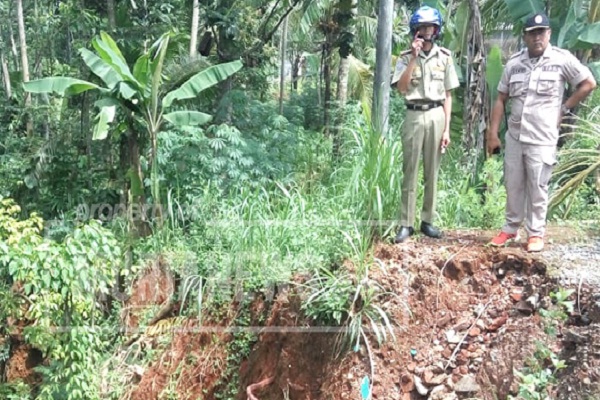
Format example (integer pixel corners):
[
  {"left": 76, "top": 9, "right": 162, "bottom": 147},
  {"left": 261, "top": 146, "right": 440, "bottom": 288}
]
[{"left": 361, "top": 376, "right": 370, "bottom": 399}]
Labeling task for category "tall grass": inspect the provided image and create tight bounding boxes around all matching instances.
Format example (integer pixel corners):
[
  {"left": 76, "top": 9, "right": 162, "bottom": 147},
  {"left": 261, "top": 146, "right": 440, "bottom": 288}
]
[{"left": 333, "top": 103, "right": 404, "bottom": 242}]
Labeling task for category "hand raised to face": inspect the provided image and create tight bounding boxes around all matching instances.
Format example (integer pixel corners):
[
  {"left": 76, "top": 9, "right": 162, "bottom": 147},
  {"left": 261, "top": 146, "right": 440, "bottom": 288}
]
[{"left": 411, "top": 34, "right": 424, "bottom": 57}]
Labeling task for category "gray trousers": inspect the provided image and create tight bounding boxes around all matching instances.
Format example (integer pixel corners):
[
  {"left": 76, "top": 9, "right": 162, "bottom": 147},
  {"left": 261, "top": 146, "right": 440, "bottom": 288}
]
[
  {"left": 503, "top": 133, "right": 556, "bottom": 237},
  {"left": 400, "top": 107, "right": 445, "bottom": 227}
]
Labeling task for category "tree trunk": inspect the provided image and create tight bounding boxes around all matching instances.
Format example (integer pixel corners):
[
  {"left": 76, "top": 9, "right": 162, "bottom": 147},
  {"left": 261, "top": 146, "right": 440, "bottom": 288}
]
[
  {"left": 81, "top": 88, "right": 92, "bottom": 189},
  {"left": 16, "top": 0, "right": 32, "bottom": 136},
  {"left": 279, "top": 16, "right": 288, "bottom": 114},
  {"left": 331, "top": 56, "right": 350, "bottom": 158},
  {"left": 322, "top": 42, "right": 333, "bottom": 135},
  {"left": 291, "top": 53, "right": 301, "bottom": 91},
  {"left": 16, "top": 0, "right": 29, "bottom": 84},
  {"left": 464, "top": 0, "right": 487, "bottom": 155},
  {"left": 126, "top": 123, "right": 151, "bottom": 237},
  {"left": 0, "top": 50, "right": 11, "bottom": 99},
  {"left": 8, "top": 18, "right": 19, "bottom": 70},
  {"left": 107, "top": 0, "right": 116, "bottom": 31},
  {"left": 336, "top": 56, "right": 350, "bottom": 107},
  {"left": 335, "top": 0, "right": 357, "bottom": 107},
  {"left": 189, "top": 0, "right": 199, "bottom": 56},
  {"left": 372, "top": 0, "right": 393, "bottom": 135},
  {"left": 0, "top": 22, "right": 12, "bottom": 99},
  {"left": 149, "top": 126, "right": 163, "bottom": 225}
]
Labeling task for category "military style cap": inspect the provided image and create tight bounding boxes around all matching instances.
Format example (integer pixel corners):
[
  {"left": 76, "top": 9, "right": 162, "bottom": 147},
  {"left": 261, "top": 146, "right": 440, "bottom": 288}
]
[{"left": 524, "top": 13, "right": 550, "bottom": 31}]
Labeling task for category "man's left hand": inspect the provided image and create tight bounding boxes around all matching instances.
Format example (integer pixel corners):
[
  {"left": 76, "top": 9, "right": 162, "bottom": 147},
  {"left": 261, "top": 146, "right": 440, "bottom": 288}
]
[{"left": 440, "top": 131, "right": 450, "bottom": 151}]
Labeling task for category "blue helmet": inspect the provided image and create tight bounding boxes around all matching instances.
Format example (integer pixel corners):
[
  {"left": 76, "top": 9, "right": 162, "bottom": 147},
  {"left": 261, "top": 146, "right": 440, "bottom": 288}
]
[{"left": 409, "top": 6, "right": 443, "bottom": 39}]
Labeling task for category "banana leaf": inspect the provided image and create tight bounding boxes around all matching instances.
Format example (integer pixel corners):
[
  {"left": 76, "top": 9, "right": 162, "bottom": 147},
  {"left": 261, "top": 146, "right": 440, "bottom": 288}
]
[
  {"left": 92, "top": 105, "right": 116, "bottom": 140},
  {"left": 23, "top": 77, "right": 99, "bottom": 96},
  {"left": 486, "top": 46, "right": 504, "bottom": 108},
  {"left": 579, "top": 22, "right": 600, "bottom": 44},
  {"left": 162, "top": 60, "right": 242, "bottom": 109},
  {"left": 588, "top": 61, "right": 600, "bottom": 80},
  {"left": 92, "top": 34, "right": 139, "bottom": 87},
  {"left": 163, "top": 111, "right": 213, "bottom": 126}
]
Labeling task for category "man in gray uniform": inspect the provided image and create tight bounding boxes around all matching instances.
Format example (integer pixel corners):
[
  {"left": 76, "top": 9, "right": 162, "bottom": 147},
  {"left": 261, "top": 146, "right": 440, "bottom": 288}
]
[
  {"left": 487, "top": 12, "right": 596, "bottom": 252},
  {"left": 391, "top": 6, "right": 460, "bottom": 243}
]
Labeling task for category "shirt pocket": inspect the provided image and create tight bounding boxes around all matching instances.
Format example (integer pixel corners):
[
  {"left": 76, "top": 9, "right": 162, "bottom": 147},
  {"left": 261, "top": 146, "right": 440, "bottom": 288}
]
[
  {"left": 410, "top": 68, "right": 422, "bottom": 86},
  {"left": 509, "top": 73, "right": 526, "bottom": 97},
  {"left": 536, "top": 71, "right": 560, "bottom": 96},
  {"left": 431, "top": 69, "right": 446, "bottom": 96}
]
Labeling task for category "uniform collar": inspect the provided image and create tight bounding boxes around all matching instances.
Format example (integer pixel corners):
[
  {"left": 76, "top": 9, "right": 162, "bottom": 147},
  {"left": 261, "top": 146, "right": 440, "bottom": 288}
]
[{"left": 419, "top": 43, "right": 439, "bottom": 59}]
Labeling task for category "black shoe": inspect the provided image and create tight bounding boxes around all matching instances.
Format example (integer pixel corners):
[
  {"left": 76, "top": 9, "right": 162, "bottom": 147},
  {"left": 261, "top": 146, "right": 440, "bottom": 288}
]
[
  {"left": 394, "top": 226, "right": 414, "bottom": 243},
  {"left": 420, "top": 222, "right": 442, "bottom": 238}
]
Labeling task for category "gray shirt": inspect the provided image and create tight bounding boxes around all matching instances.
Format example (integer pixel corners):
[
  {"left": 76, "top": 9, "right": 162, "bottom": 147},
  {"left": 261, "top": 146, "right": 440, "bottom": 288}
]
[{"left": 498, "top": 45, "right": 592, "bottom": 145}]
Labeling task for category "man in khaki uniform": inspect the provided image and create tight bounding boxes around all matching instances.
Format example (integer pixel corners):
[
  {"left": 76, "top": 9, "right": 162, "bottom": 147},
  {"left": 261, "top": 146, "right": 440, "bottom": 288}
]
[
  {"left": 391, "top": 6, "right": 460, "bottom": 243},
  {"left": 487, "top": 12, "right": 596, "bottom": 252}
]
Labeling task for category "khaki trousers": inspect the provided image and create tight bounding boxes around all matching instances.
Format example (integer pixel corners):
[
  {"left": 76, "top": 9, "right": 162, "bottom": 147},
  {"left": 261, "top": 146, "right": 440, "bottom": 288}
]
[
  {"left": 503, "top": 133, "right": 557, "bottom": 237},
  {"left": 400, "top": 107, "right": 445, "bottom": 227}
]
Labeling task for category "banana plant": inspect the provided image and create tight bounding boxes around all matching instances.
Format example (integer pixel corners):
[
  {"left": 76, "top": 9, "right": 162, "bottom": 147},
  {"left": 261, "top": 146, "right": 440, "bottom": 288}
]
[{"left": 23, "top": 31, "right": 242, "bottom": 227}]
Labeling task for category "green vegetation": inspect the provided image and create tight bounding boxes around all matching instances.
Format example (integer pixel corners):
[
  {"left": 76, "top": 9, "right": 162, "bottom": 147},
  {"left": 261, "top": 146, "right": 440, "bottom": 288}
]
[{"left": 509, "top": 288, "right": 574, "bottom": 400}]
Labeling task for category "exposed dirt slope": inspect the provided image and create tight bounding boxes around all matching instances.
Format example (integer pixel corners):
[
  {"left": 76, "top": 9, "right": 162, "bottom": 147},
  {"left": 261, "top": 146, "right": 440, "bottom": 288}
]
[
  {"left": 116, "top": 227, "right": 599, "bottom": 399},
  {"left": 316, "top": 228, "right": 600, "bottom": 400}
]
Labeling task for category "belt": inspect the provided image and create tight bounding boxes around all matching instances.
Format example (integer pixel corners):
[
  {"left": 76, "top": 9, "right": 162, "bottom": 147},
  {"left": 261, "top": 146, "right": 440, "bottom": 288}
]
[{"left": 406, "top": 101, "right": 443, "bottom": 111}]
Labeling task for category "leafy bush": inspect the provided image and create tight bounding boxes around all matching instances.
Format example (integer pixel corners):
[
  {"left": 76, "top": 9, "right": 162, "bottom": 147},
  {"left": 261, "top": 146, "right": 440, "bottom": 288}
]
[
  {"left": 159, "top": 92, "right": 322, "bottom": 204},
  {"left": 0, "top": 381, "right": 32, "bottom": 400},
  {"left": 219, "top": 91, "right": 304, "bottom": 178},
  {"left": 0, "top": 130, "right": 119, "bottom": 220},
  {"left": 284, "top": 86, "right": 325, "bottom": 131},
  {"left": 0, "top": 199, "right": 121, "bottom": 400}
]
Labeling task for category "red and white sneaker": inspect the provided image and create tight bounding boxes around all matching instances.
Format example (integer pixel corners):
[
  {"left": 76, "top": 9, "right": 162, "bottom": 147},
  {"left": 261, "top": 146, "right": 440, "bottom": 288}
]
[
  {"left": 489, "top": 231, "right": 520, "bottom": 247},
  {"left": 527, "top": 236, "right": 544, "bottom": 252}
]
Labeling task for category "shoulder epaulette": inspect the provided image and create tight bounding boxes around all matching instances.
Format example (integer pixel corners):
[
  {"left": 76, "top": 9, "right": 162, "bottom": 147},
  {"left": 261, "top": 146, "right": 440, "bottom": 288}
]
[
  {"left": 438, "top": 47, "right": 451, "bottom": 56},
  {"left": 508, "top": 49, "right": 524, "bottom": 60},
  {"left": 551, "top": 46, "right": 572, "bottom": 56},
  {"left": 400, "top": 49, "right": 412, "bottom": 56}
]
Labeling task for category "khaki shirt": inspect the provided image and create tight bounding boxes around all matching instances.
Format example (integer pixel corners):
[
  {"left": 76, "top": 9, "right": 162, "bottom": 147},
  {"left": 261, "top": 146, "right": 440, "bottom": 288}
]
[
  {"left": 391, "top": 44, "right": 460, "bottom": 102},
  {"left": 498, "top": 45, "right": 593, "bottom": 145}
]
